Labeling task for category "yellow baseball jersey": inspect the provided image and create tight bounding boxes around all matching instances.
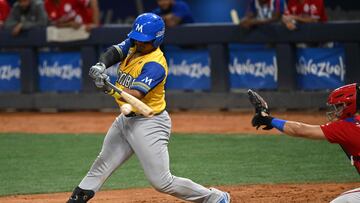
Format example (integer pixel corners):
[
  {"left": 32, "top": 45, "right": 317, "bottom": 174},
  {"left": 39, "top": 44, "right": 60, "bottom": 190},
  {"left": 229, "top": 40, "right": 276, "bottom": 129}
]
[{"left": 113, "top": 46, "right": 168, "bottom": 114}]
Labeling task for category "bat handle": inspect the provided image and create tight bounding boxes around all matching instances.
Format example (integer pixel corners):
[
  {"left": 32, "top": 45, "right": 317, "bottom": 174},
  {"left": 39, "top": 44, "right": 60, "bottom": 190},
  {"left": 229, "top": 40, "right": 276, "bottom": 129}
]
[
  {"left": 104, "top": 79, "right": 112, "bottom": 87},
  {"left": 104, "top": 80, "right": 122, "bottom": 94}
]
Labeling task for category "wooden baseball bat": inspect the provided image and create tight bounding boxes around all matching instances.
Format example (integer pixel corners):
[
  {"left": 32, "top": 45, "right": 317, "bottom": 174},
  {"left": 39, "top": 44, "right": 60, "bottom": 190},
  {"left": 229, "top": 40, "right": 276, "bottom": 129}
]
[{"left": 105, "top": 80, "right": 154, "bottom": 117}]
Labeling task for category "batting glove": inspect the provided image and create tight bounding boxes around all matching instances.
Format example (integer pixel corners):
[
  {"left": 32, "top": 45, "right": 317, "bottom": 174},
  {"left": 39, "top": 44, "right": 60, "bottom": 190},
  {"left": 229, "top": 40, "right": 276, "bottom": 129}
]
[
  {"left": 89, "top": 62, "right": 106, "bottom": 80},
  {"left": 94, "top": 73, "right": 109, "bottom": 88}
]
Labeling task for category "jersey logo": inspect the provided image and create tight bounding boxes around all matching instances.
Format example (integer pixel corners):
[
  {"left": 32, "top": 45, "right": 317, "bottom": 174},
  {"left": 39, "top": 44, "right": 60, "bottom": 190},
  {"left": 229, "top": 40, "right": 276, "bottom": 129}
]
[
  {"left": 141, "top": 77, "right": 153, "bottom": 86},
  {"left": 117, "top": 71, "right": 135, "bottom": 88},
  {"left": 135, "top": 24, "right": 143, "bottom": 33}
]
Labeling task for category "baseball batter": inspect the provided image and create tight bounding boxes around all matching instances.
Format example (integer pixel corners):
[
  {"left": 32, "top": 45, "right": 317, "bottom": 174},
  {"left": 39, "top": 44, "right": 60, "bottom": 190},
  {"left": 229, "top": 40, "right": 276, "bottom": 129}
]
[
  {"left": 67, "top": 13, "right": 230, "bottom": 203},
  {"left": 251, "top": 83, "right": 360, "bottom": 203}
]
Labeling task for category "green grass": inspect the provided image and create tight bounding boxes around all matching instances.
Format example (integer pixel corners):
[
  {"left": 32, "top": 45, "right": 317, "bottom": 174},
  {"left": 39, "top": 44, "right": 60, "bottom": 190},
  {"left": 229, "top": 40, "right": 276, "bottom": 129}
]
[{"left": 0, "top": 133, "right": 358, "bottom": 196}]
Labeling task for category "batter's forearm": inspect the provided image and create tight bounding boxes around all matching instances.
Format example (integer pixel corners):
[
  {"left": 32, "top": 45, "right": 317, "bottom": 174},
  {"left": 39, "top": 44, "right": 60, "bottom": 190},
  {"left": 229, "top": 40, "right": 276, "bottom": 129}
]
[
  {"left": 99, "top": 46, "right": 123, "bottom": 68},
  {"left": 123, "top": 88, "right": 144, "bottom": 99},
  {"left": 99, "top": 39, "right": 132, "bottom": 68}
]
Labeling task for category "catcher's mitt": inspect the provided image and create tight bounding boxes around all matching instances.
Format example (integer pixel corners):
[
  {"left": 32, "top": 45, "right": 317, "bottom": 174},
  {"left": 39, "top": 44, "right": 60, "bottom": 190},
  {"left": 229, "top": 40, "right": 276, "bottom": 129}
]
[
  {"left": 247, "top": 89, "right": 270, "bottom": 116},
  {"left": 248, "top": 89, "right": 273, "bottom": 130}
]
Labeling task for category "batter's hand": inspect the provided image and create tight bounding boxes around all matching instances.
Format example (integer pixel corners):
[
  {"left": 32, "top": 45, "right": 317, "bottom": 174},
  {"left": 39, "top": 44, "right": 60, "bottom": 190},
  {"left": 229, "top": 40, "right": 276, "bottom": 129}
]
[
  {"left": 89, "top": 62, "right": 106, "bottom": 80},
  {"left": 94, "top": 73, "right": 110, "bottom": 89}
]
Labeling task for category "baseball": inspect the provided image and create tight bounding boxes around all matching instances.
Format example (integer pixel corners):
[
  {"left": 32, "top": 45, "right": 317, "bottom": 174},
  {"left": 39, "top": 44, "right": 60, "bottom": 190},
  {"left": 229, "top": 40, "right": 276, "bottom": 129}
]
[{"left": 121, "top": 103, "right": 132, "bottom": 115}]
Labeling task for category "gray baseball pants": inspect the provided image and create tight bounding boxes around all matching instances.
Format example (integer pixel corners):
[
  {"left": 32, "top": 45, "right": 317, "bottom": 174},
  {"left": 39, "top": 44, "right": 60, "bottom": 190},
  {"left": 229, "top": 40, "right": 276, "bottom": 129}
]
[
  {"left": 78, "top": 111, "right": 223, "bottom": 202},
  {"left": 331, "top": 187, "right": 360, "bottom": 203}
]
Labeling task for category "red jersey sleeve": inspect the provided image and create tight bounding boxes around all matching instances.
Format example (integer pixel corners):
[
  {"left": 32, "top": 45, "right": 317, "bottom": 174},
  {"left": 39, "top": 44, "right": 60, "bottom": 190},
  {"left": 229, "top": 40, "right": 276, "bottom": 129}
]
[
  {"left": 284, "top": 0, "right": 294, "bottom": 16},
  {"left": 311, "top": 0, "right": 327, "bottom": 22},
  {"left": 74, "top": 0, "right": 93, "bottom": 24},
  {"left": 320, "top": 121, "right": 347, "bottom": 144},
  {"left": 0, "top": 0, "right": 10, "bottom": 22},
  {"left": 78, "top": 0, "right": 90, "bottom": 7},
  {"left": 44, "top": 0, "right": 55, "bottom": 21},
  {"left": 318, "top": 0, "right": 327, "bottom": 22}
]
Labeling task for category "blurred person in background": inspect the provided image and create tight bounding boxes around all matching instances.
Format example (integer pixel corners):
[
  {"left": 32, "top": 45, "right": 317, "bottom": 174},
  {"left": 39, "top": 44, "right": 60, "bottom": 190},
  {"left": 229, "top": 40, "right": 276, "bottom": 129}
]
[
  {"left": 4, "top": 0, "right": 47, "bottom": 36},
  {"left": 282, "top": 0, "right": 327, "bottom": 30},
  {"left": 45, "top": 0, "right": 99, "bottom": 31},
  {"left": 83, "top": 0, "right": 99, "bottom": 31},
  {"left": 0, "top": 0, "right": 10, "bottom": 28},
  {"left": 240, "top": 0, "right": 287, "bottom": 29},
  {"left": 76, "top": 0, "right": 99, "bottom": 31},
  {"left": 152, "top": 0, "right": 194, "bottom": 27}
]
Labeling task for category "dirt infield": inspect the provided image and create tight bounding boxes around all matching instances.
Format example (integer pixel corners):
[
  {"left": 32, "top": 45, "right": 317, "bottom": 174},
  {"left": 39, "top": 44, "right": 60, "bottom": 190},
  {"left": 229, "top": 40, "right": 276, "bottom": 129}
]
[
  {"left": 0, "top": 111, "right": 328, "bottom": 134},
  {"left": 0, "top": 111, "right": 358, "bottom": 203},
  {"left": 1, "top": 183, "right": 359, "bottom": 203}
]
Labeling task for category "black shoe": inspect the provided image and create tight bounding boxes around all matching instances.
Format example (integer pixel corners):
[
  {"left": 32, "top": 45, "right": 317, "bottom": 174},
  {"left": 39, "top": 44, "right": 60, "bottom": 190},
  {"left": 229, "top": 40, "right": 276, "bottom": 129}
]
[{"left": 67, "top": 186, "right": 94, "bottom": 203}]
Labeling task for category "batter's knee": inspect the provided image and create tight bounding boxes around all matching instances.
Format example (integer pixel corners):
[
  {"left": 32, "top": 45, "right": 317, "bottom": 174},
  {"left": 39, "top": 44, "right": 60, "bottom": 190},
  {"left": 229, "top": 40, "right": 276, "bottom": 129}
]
[{"left": 148, "top": 173, "right": 174, "bottom": 193}]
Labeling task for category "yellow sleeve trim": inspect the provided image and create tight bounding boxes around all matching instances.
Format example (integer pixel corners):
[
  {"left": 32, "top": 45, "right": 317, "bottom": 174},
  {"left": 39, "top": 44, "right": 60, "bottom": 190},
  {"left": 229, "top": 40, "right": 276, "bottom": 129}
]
[
  {"left": 107, "top": 89, "right": 115, "bottom": 95},
  {"left": 111, "top": 92, "right": 122, "bottom": 99},
  {"left": 107, "top": 89, "right": 121, "bottom": 99}
]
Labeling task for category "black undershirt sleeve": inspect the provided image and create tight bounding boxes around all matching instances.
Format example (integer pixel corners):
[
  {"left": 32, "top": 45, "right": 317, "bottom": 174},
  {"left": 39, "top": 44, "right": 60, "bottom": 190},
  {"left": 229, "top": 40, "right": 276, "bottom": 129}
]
[{"left": 99, "top": 46, "right": 123, "bottom": 68}]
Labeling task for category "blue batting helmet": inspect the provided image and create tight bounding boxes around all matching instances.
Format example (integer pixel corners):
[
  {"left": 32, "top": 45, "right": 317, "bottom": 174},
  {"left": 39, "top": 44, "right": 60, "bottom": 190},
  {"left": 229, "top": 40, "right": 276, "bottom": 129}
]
[{"left": 128, "top": 13, "right": 165, "bottom": 48}]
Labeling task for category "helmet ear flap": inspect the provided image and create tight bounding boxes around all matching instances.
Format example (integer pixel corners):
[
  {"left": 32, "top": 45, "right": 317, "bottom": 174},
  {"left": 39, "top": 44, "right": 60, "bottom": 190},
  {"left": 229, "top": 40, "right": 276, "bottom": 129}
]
[
  {"left": 152, "top": 26, "right": 165, "bottom": 48},
  {"left": 152, "top": 35, "right": 164, "bottom": 48}
]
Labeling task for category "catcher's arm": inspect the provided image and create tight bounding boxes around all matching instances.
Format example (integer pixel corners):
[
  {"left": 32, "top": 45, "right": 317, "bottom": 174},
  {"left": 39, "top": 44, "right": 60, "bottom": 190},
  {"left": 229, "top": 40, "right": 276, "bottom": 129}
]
[
  {"left": 282, "top": 121, "right": 325, "bottom": 139},
  {"left": 247, "top": 89, "right": 325, "bottom": 138}
]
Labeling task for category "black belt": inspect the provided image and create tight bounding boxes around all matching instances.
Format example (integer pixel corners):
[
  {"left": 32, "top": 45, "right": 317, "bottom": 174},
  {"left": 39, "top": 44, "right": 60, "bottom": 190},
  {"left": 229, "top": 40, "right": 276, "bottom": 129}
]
[
  {"left": 353, "top": 156, "right": 360, "bottom": 162},
  {"left": 124, "top": 112, "right": 138, "bottom": 117},
  {"left": 124, "top": 109, "right": 165, "bottom": 118}
]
